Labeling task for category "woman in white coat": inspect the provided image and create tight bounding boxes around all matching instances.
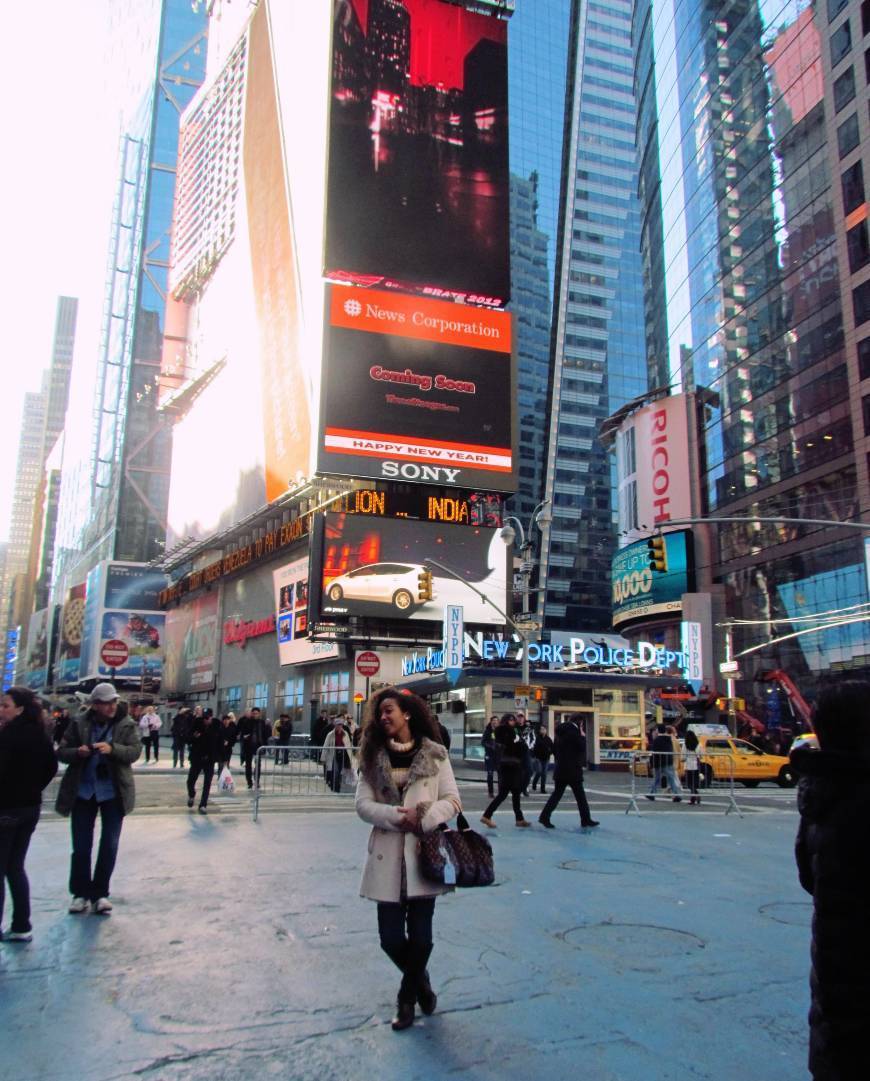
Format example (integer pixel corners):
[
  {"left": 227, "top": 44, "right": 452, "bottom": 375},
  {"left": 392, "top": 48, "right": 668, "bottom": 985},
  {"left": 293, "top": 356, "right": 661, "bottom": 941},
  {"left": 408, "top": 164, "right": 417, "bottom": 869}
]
[{"left": 355, "top": 687, "right": 461, "bottom": 1031}]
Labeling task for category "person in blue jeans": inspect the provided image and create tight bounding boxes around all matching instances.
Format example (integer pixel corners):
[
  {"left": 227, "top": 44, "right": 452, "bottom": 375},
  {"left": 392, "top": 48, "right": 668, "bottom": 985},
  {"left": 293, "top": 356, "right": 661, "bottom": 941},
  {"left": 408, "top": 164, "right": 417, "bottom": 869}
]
[
  {"left": 645, "top": 723, "right": 683, "bottom": 802},
  {"left": 55, "top": 684, "right": 141, "bottom": 915}
]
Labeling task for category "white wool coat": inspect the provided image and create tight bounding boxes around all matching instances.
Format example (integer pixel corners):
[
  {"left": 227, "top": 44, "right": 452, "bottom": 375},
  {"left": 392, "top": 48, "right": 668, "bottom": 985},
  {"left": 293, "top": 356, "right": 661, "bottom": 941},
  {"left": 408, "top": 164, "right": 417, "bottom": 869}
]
[{"left": 355, "top": 738, "right": 462, "bottom": 903}]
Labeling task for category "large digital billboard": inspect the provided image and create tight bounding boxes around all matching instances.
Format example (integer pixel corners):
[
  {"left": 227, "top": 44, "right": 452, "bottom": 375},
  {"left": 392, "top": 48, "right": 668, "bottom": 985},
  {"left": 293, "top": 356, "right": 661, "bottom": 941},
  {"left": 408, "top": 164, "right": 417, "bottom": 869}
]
[
  {"left": 318, "top": 283, "right": 515, "bottom": 490},
  {"left": 273, "top": 556, "right": 340, "bottom": 665},
  {"left": 55, "top": 583, "right": 87, "bottom": 686},
  {"left": 611, "top": 530, "right": 695, "bottom": 627},
  {"left": 22, "top": 608, "right": 52, "bottom": 691},
  {"left": 325, "top": 0, "right": 510, "bottom": 304},
  {"left": 311, "top": 511, "right": 508, "bottom": 626},
  {"left": 164, "top": 591, "right": 221, "bottom": 695}
]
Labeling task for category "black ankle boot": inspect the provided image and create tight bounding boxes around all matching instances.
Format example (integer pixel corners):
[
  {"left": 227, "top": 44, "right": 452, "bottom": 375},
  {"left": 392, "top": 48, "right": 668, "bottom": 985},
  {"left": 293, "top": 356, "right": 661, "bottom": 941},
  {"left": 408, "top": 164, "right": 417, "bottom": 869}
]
[
  {"left": 392, "top": 997, "right": 415, "bottom": 1031},
  {"left": 417, "top": 969, "right": 437, "bottom": 1015}
]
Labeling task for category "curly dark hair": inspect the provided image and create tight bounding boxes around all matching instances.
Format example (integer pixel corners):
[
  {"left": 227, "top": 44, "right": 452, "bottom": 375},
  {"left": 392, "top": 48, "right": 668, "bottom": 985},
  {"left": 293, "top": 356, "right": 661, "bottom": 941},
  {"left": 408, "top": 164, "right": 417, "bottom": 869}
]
[
  {"left": 358, "top": 687, "right": 440, "bottom": 776},
  {"left": 812, "top": 679, "right": 870, "bottom": 752},
  {"left": 4, "top": 685, "right": 45, "bottom": 726}
]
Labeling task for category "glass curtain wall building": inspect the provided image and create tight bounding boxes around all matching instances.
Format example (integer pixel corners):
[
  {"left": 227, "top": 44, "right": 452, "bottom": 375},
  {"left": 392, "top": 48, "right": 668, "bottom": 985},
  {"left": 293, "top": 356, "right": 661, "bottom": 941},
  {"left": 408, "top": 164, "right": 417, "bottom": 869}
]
[
  {"left": 52, "top": 0, "right": 207, "bottom": 600},
  {"left": 634, "top": 0, "right": 870, "bottom": 696},
  {"left": 537, "top": 0, "right": 648, "bottom": 629}
]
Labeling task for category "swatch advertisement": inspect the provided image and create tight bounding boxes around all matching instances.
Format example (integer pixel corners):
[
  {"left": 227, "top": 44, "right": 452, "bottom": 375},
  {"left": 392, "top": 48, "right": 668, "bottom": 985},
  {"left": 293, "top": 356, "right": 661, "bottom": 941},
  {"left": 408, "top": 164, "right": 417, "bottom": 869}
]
[
  {"left": 311, "top": 511, "right": 507, "bottom": 626},
  {"left": 273, "top": 556, "right": 339, "bottom": 665},
  {"left": 325, "top": 0, "right": 510, "bottom": 303}
]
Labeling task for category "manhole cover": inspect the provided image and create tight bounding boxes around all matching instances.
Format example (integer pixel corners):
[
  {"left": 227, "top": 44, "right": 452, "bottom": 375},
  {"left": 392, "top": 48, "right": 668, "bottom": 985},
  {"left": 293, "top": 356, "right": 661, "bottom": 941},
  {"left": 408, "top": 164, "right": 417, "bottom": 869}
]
[
  {"left": 559, "top": 922, "right": 706, "bottom": 958},
  {"left": 558, "top": 858, "right": 653, "bottom": 875},
  {"left": 759, "top": 901, "right": 812, "bottom": 927}
]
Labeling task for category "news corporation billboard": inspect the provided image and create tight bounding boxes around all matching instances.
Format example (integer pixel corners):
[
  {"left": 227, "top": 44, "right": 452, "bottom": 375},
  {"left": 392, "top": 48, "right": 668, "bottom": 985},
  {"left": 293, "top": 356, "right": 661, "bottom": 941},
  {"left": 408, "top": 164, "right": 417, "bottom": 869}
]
[
  {"left": 611, "top": 530, "right": 695, "bottom": 627},
  {"left": 318, "top": 283, "right": 515, "bottom": 491},
  {"left": 325, "top": 0, "right": 510, "bottom": 304}
]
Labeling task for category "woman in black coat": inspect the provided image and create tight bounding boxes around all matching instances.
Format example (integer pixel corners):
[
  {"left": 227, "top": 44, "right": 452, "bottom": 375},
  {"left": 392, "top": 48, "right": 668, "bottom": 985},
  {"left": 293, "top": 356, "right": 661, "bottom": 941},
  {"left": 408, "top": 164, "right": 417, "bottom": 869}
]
[
  {"left": 0, "top": 686, "right": 58, "bottom": 942},
  {"left": 480, "top": 714, "right": 531, "bottom": 828},
  {"left": 791, "top": 679, "right": 870, "bottom": 1080}
]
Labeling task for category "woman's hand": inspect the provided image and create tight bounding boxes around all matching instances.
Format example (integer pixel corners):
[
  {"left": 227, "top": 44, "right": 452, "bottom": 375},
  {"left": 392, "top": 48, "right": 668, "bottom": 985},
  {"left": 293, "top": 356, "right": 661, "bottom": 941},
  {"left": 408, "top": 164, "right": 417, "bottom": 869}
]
[{"left": 395, "top": 806, "right": 419, "bottom": 831}]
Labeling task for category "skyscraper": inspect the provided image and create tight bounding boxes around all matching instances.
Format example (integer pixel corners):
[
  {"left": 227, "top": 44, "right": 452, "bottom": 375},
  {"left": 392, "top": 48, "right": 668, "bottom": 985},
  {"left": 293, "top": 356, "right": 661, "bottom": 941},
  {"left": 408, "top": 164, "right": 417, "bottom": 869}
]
[
  {"left": 633, "top": 0, "right": 870, "bottom": 696},
  {"left": 51, "top": 0, "right": 207, "bottom": 602},
  {"left": 535, "top": 0, "right": 647, "bottom": 630},
  {"left": 2, "top": 391, "right": 46, "bottom": 634}
]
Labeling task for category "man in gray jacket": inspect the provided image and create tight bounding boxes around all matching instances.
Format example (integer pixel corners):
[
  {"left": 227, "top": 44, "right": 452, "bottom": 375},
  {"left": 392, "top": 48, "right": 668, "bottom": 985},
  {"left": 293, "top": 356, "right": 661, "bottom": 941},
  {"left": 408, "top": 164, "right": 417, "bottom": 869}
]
[{"left": 56, "top": 683, "right": 141, "bottom": 915}]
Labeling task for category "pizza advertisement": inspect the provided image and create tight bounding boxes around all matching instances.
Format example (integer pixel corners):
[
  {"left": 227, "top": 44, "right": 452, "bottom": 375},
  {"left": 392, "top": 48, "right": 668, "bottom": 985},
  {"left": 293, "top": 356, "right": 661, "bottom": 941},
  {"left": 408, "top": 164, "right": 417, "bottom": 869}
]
[{"left": 55, "top": 583, "right": 87, "bottom": 685}]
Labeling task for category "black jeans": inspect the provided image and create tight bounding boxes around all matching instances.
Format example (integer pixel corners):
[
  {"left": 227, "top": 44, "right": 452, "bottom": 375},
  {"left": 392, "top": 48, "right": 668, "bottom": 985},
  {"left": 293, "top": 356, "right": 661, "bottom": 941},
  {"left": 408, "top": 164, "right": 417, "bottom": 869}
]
[
  {"left": 0, "top": 805, "right": 40, "bottom": 933},
  {"left": 483, "top": 763, "right": 525, "bottom": 821},
  {"left": 69, "top": 797, "right": 124, "bottom": 901},
  {"left": 240, "top": 743, "right": 257, "bottom": 788},
  {"left": 540, "top": 769, "right": 593, "bottom": 824},
  {"left": 172, "top": 738, "right": 186, "bottom": 768},
  {"left": 143, "top": 734, "right": 159, "bottom": 762},
  {"left": 377, "top": 897, "right": 436, "bottom": 1002},
  {"left": 187, "top": 756, "right": 216, "bottom": 807}
]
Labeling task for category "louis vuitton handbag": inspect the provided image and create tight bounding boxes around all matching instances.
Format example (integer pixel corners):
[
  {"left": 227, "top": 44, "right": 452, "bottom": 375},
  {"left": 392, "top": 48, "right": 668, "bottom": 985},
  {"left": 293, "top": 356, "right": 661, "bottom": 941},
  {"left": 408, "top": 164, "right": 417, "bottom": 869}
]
[{"left": 417, "top": 812, "right": 495, "bottom": 888}]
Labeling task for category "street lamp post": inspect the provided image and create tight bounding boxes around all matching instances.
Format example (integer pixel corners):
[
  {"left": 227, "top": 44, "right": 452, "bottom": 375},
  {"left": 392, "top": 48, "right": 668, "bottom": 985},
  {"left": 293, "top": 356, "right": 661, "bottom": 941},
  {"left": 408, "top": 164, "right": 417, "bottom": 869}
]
[{"left": 499, "top": 500, "right": 552, "bottom": 685}]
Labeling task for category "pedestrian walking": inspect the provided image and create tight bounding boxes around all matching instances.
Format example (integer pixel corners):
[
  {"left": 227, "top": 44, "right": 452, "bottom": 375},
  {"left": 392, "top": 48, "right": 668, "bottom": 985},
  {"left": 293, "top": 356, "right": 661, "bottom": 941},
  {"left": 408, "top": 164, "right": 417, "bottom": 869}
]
[
  {"left": 275, "top": 713, "right": 293, "bottom": 766},
  {"left": 170, "top": 707, "right": 190, "bottom": 769},
  {"left": 645, "top": 722, "right": 683, "bottom": 802},
  {"left": 321, "top": 716, "right": 352, "bottom": 792},
  {"left": 480, "top": 713, "right": 531, "bottom": 828},
  {"left": 55, "top": 683, "right": 142, "bottom": 915},
  {"left": 538, "top": 714, "right": 599, "bottom": 829},
  {"left": 684, "top": 728, "right": 702, "bottom": 805},
  {"left": 186, "top": 708, "right": 221, "bottom": 814},
  {"left": 237, "top": 707, "right": 266, "bottom": 789},
  {"left": 481, "top": 715, "right": 499, "bottom": 796},
  {"left": 0, "top": 687, "right": 58, "bottom": 943},
  {"left": 791, "top": 679, "right": 870, "bottom": 1081},
  {"left": 355, "top": 687, "right": 461, "bottom": 1031},
  {"left": 218, "top": 712, "right": 238, "bottom": 772},
  {"left": 530, "top": 725, "right": 554, "bottom": 793},
  {"left": 144, "top": 706, "right": 161, "bottom": 763}
]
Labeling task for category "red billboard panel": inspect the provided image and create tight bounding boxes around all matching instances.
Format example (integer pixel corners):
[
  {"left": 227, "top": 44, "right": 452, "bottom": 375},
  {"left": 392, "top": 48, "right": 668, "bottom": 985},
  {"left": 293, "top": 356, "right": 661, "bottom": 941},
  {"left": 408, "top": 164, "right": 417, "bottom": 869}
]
[
  {"left": 325, "top": 0, "right": 510, "bottom": 305},
  {"left": 318, "top": 283, "right": 515, "bottom": 490}
]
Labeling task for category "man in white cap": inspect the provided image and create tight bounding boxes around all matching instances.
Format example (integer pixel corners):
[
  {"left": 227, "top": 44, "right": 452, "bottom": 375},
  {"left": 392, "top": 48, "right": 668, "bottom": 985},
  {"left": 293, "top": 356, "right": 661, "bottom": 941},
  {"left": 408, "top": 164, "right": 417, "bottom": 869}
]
[{"left": 55, "top": 683, "right": 142, "bottom": 914}]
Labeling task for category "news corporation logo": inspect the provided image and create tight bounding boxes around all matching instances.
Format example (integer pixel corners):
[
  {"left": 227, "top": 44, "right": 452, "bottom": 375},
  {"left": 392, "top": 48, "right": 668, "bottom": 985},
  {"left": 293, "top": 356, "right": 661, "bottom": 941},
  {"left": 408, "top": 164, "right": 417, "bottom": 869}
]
[{"left": 343, "top": 298, "right": 362, "bottom": 318}]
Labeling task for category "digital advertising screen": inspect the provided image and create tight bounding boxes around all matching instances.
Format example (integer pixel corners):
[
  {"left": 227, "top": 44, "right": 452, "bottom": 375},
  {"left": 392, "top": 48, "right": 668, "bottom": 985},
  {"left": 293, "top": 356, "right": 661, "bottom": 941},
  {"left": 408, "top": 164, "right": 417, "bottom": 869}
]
[
  {"left": 23, "top": 608, "right": 51, "bottom": 691},
  {"left": 164, "top": 591, "right": 220, "bottom": 694},
  {"left": 104, "top": 564, "right": 168, "bottom": 612},
  {"left": 97, "top": 611, "right": 166, "bottom": 681},
  {"left": 611, "top": 530, "right": 695, "bottom": 627},
  {"left": 318, "top": 283, "right": 515, "bottom": 491},
  {"left": 311, "top": 510, "right": 508, "bottom": 626},
  {"left": 55, "top": 583, "right": 87, "bottom": 685},
  {"left": 273, "top": 556, "right": 340, "bottom": 665},
  {"left": 325, "top": 0, "right": 510, "bottom": 304}
]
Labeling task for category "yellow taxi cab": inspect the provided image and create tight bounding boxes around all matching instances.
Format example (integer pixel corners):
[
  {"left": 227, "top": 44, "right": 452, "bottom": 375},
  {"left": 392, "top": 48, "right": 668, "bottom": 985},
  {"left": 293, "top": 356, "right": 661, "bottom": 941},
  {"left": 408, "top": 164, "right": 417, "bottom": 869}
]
[{"left": 633, "top": 725, "right": 797, "bottom": 788}]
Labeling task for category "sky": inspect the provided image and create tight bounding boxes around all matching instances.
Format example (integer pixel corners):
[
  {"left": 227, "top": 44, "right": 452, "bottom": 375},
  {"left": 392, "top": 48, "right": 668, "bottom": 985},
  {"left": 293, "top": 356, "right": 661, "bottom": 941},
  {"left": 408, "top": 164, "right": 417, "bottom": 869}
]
[{"left": 0, "top": 1, "right": 116, "bottom": 544}]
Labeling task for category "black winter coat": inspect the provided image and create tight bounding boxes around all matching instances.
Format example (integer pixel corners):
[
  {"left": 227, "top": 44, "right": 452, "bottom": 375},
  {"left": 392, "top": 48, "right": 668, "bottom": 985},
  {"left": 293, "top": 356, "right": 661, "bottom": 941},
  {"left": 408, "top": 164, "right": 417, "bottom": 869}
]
[
  {"left": 552, "top": 721, "right": 586, "bottom": 776},
  {"left": 188, "top": 718, "right": 223, "bottom": 762},
  {"left": 0, "top": 719, "right": 58, "bottom": 809},
  {"left": 792, "top": 746, "right": 870, "bottom": 1080}
]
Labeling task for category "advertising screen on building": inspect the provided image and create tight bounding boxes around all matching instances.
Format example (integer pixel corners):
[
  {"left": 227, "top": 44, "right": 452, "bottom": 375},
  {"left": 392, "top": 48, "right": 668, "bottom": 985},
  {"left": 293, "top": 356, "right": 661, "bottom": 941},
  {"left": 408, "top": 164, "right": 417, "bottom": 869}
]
[
  {"left": 611, "top": 530, "right": 695, "bottom": 627},
  {"left": 55, "top": 583, "right": 87, "bottom": 686},
  {"left": 325, "top": 0, "right": 509, "bottom": 304},
  {"left": 311, "top": 511, "right": 507, "bottom": 626},
  {"left": 22, "top": 608, "right": 52, "bottom": 691},
  {"left": 318, "top": 283, "right": 515, "bottom": 491},
  {"left": 164, "top": 591, "right": 221, "bottom": 695},
  {"left": 79, "top": 562, "right": 169, "bottom": 685},
  {"left": 273, "top": 556, "right": 340, "bottom": 665}
]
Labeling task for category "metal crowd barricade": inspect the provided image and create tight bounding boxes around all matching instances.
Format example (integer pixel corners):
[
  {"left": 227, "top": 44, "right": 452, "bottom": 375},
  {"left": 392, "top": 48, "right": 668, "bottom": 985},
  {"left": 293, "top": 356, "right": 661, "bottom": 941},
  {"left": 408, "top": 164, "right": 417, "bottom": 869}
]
[
  {"left": 251, "top": 744, "right": 357, "bottom": 821},
  {"left": 626, "top": 750, "right": 742, "bottom": 816}
]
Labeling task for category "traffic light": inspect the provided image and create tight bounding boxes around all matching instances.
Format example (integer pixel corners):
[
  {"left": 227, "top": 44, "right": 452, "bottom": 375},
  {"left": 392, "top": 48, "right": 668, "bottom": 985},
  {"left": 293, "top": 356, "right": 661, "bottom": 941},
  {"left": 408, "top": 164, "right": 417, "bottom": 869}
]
[
  {"left": 417, "top": 568, "right": 433, "bottom": 601},
  {"left": 647, "top": 535, "right": 667, "bottom": 573}
]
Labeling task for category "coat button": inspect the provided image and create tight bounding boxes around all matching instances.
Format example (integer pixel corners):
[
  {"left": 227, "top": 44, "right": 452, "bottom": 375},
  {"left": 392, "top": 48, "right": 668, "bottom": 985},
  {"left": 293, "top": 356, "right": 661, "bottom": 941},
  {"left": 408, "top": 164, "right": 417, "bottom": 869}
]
[{"left": 377, "top": 854, "right": 383, "bottom": 860}]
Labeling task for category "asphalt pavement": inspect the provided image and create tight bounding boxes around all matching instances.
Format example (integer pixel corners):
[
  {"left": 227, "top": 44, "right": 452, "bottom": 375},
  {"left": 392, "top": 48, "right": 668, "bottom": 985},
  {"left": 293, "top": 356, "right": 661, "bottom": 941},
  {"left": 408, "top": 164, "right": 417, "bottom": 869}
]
[{"left": 0, "top": 772, "right": 811, "bottom": 1081}]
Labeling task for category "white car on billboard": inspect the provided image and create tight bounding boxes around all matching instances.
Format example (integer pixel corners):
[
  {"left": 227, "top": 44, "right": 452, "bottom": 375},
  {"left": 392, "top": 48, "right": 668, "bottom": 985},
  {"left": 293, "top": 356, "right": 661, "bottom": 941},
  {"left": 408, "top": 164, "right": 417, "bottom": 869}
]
[{"left": 325, "top": 563, "right": 434, "bottom": 614}]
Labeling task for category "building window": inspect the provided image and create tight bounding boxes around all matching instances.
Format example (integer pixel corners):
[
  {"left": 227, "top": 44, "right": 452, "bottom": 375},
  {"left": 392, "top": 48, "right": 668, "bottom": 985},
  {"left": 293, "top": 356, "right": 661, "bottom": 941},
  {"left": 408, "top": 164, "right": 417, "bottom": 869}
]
[
  {"left": 854, "top": 279, "right": 870, "bottom": 325},
  {"left": 848, "top": 221, "right": 870, "bottom": 273},
  {"left": 863, "top": 0, "right": 870, "bottom": 36},
  {"left": 829, "top": 0, "right": 848, "bottom": 22},
  {"left": 838, "top": 112, "right": 860, "bottom": 158},
  {"left": 864, "top": 394, "right": 870, "bottom": 435},
  {"left": 250, "top": 682, "right": 269, "bottom": 711},
  {"left": 858, "top": 337, "right": 870, "bottom": 379},
  {"left": 834, "top": 66, "right": 856, "bottom": 112},
  {"left": 832, "top": 20, "right": 852, "bottom": 68},
  {"left": 842, "top": 160, "right": 866, "bottom": 214}
]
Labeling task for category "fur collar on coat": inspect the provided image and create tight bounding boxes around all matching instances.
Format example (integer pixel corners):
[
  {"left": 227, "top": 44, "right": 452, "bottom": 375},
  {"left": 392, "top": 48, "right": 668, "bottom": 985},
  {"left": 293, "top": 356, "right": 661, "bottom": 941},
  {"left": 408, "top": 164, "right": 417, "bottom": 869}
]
[{"left": 365, "top": 737, "right": 447, "bottom": 804}]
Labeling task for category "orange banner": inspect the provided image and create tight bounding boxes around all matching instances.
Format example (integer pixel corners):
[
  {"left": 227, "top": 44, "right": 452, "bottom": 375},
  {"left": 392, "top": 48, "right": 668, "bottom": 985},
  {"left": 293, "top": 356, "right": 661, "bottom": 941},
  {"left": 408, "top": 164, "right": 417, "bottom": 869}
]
[{"left": 329, "top": 284, "right": 512, "bottom": 354}]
